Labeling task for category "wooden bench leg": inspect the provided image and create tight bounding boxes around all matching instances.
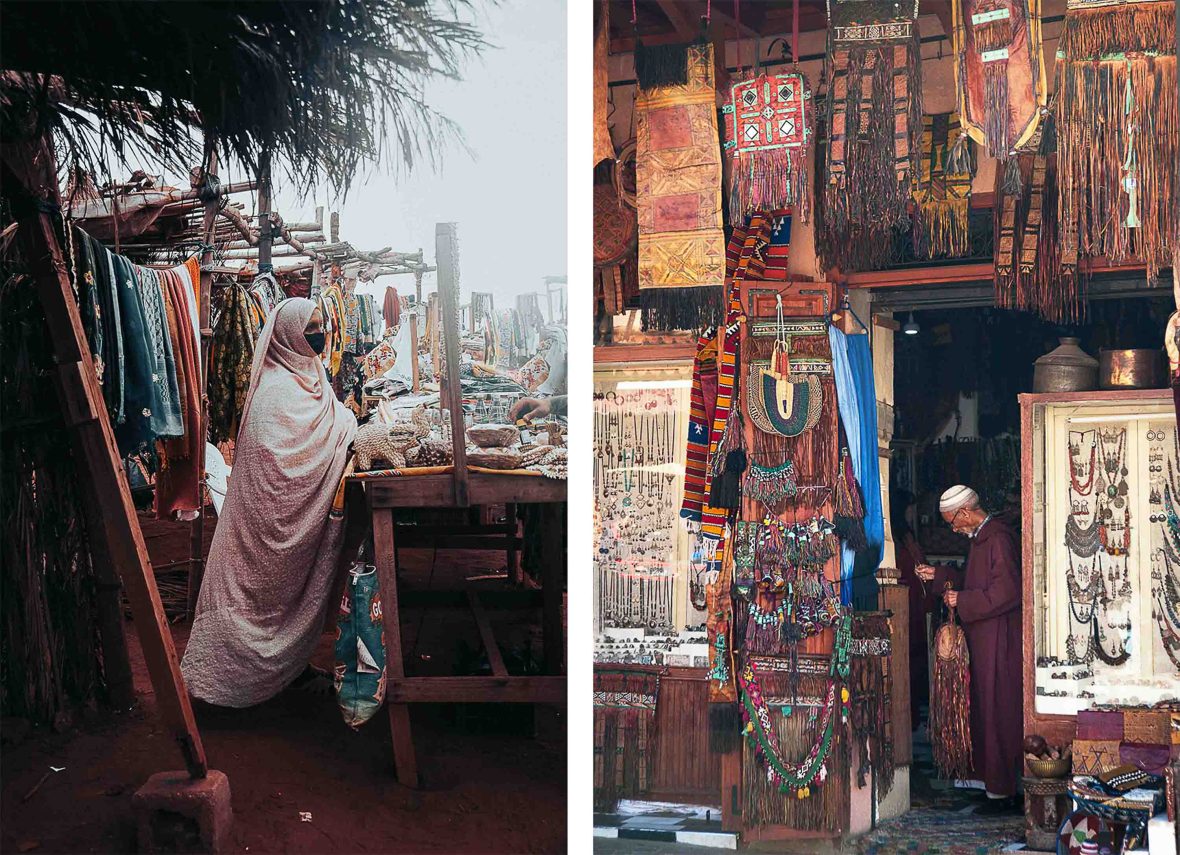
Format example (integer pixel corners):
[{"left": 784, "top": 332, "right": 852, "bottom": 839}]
[
  {"left": 540, "top": 503, "right": 565, "bottom": 675},
  {"left": 372, "top": 508, "right": 418, "bottom": 787},
  {"left": 505, "top": 503, "right": 521, "bottom": 586}
]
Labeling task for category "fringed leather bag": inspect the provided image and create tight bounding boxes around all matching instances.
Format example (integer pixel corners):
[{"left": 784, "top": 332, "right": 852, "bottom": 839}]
[{"left": 930, "top": 593, "right": 974, "bottom": 780}]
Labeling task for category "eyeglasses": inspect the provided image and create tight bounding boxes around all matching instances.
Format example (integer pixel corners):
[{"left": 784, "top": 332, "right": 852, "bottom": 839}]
[{"left": 947, "top": 508, "right": 966, "bottom": 529}]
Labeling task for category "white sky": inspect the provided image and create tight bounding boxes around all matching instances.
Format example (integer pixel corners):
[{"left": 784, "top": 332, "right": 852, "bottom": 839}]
[{"left": 273, "top": 0, "right": 568, "bottom": 313}]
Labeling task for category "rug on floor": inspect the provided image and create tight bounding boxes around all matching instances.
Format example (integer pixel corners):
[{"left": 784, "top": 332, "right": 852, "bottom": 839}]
[{"left": 848, "top": 807, "right": 1024, "bottom": 855}]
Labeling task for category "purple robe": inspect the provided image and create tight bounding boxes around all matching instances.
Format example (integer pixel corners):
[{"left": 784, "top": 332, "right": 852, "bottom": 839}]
[{"left": 935, "top": 517, "right": 1023, "bottom": 796}]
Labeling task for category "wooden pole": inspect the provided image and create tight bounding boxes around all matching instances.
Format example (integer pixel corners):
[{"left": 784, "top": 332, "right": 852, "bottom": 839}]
[
  {"left": 436, "top": 223, "right": 468, "bottom": 507},
  {"left": 188, "top": 143, "right": 219, "bottom": 617},
  {"left": 2, "top": 124, "right": 208, "bottom": 779},
  {"left": 257, "top": 148, "right": 273, "bottom": 271},
  {"left": 409, "top": 309, "right": 420, "bottom": 393}
]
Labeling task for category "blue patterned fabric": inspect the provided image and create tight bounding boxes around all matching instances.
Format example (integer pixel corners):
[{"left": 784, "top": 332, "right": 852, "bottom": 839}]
[
  {"left": 830, "top": 327, "right": 885, "bottom": 607},
  {"left": 334, "top": 564, "right": 387, "bottom": 729},
  {"left": 829, "top": 326, "right": 858, "bottom": 606}
]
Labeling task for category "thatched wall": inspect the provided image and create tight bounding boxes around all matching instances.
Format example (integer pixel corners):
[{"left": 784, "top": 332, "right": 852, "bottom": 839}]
[{"left": 0, "top": 223, "right": 107, "bottom": 724}]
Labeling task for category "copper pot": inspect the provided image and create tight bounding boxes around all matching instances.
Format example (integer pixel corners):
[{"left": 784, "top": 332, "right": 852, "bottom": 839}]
[
  {"left": 1098, "top": 348, "right": 1166, "bottom": 390},
  {"left": 1033, "top": 337, "right": 1098, "bottom": 393}
]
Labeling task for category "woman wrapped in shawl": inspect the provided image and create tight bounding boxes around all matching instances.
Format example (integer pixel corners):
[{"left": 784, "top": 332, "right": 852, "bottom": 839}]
[{"left": 181, "top": 298, "right": 358, "bottom": 706}]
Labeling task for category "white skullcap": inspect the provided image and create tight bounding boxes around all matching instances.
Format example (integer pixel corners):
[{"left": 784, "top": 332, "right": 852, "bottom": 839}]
[{"left": 939, "top": 485, "right": 978, "bottom": 514}]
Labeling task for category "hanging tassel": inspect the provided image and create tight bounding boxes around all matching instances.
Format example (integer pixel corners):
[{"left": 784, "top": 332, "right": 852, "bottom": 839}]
[
  {"left": 945, "top": 128, "right": 974, "bottom": 177},
  {"left": 930, "top": 608, "right": 974, "bottom": 780},
  {"left": 641, "top": 287, "right": 725, "bottom": 333},
  {"left": 635, "top": 41, "right": 691, "bottom": 91},
  {"left": 1002, "top": 156, "right": 1023, "bottom": 196},
  {"left": 833, "top": 451, "right": 868, "bottom": 551},
  {"left": 709, "top": 447, "right": 747, "bottom": 509}
]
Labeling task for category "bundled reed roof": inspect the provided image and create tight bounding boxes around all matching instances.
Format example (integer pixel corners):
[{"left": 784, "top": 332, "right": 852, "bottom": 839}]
[{"left": 0, "top": 0, "right": 486, "bottom": 194}]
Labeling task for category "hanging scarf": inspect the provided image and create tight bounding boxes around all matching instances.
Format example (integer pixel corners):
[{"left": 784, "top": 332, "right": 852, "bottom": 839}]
[
  {"left": 819, "top": 0, "right": 923, "bottom": 272},
  {"left": 681, "top": 329, "right": 719, "bottom": 526},
  {"left": 1055, "top": 0, "right": 1176, "bottom": 279},
  {"left": 952, "top": 0, "right": 1047, "bottom": 162},
  {"left": 700, "top": 215, "right": 771, "bottom": 541},
  {"left": 830, "top": 328, "right": 861, "bottom": 605},
  {"left": 109, "top": 252, "right": 161, "bottom": 456},
  {"left": 846, "top": 329, "right": 884, "bottom": 606},
  {"left": 85, "top": 231, "right": 125, "bottom": 425},
  {"left": 635, "top": 42, "right": 726, "bottom": 331},
  {"left": 136, "top": 265, "right": 184, "bottom": 440},
  {"left": 155, "top": 267, "right": 203, "bottom": 519},
  {"left": 208, "top": 281, "right": 257, "bottom": 445},
  {"left": 911, "top": 113, "right": 974, "bottom": 259},
  {"left": 723, "top": 71, "right": 814, "bottom": 222}
]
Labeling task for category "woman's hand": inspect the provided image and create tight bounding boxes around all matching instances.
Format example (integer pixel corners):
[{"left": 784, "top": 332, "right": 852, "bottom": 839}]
[
  {"left": 944, "top": 590, "right": 959, "bottom": 608},
  {"left": 509, "top": 397, "right": 551, "bottom": 422},
  {"left": 915, "top": 564, "right": 936, "bottom": 582}
]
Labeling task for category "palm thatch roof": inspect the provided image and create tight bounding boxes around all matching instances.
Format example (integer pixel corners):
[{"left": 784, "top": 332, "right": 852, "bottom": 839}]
[{"left": 0, "top": 0, "right": 486, "bottom": 195}]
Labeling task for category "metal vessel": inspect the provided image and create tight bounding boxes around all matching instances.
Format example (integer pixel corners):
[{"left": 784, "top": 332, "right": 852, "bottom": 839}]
[
  {"left": 1098, "top": 348, "right": 1166, "bottom": 390},
  {"left": 1032, "top": 337, "right": 1098, "bottom": 393}
]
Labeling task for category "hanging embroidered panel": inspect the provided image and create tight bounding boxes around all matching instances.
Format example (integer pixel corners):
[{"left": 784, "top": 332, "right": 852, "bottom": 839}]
[
  {"left": 723, "top": 72, "right": 814, "bottom": 222},
  {"left": 593, "top": 0, "right": 614, "bottom": 167},
  {"left": 911, "top": 113, "right": 974, "bottom": 259},
  {"left": 636, "top": 43, "right": 726, "bottom": 331},
  {"left": 1055, "top": 0, "right": 1176, "bottom": 279},
  {"left": 820, "top": 0, "right": 923, "bottom": 272},
  {"left": 952, "top": 0, "right": 1047, "bottom": 161},
  {"left": 593, "top": 668, "right": 661, "bottom": 810},
  {"left": 993, "top": 137, "right": 1082, "bottom": 323}
]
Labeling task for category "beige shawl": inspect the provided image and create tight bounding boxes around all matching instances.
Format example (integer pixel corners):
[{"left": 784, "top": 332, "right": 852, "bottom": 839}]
[{"left": 181, "top": 298, "right": 357, "bottom": 707}]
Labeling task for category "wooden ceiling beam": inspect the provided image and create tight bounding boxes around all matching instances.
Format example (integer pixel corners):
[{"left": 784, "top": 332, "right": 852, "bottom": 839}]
[{"left": 656, "top": 0, "right": 700, "bottom": 41}]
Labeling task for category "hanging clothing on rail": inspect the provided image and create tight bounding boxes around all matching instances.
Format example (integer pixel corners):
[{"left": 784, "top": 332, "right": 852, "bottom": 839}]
[
  {"left": 208, "top": 281, "right": 257, "bottom": 445},
  {"left": 155, "top": 267, "right": 203, "bottom": 519}
]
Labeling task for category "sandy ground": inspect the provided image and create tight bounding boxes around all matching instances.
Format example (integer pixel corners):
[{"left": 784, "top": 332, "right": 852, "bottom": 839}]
[{"left": 1, "top": 516, "right": 566, "bottom": 854}]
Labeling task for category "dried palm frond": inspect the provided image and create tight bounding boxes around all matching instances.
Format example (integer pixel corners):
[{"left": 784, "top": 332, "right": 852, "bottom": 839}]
[{"left": 0, "top": 0, "right": 488, "bottom": 196}]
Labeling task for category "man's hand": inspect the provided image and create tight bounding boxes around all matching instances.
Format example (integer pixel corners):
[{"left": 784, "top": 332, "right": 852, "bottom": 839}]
[
  {"left": 509, "top": 397, "right": 551, "bottom": 422},
  {"left": 944, "top": 590, "right": 959, "bottom": 608},
  {"left": 915, "top": 564, "right": 936, "bottom": 582}
]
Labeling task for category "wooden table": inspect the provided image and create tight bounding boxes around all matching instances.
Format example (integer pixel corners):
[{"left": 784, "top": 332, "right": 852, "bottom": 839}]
[{"left": 361, "top": 469, "right": 566, "bottom": 787}]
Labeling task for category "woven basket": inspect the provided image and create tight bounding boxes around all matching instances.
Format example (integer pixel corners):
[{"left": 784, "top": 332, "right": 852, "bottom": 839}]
[{"left": 1027, "top": 757, "right": 1071, "bottom": 779}]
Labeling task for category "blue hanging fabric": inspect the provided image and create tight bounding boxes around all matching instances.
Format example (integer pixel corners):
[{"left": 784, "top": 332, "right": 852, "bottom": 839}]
[
  {"left": 828, "top": 327, "right": 859, "bottom": 606},
  {"left": 847, "top": 331, "right": 885, "bottom": 602}
]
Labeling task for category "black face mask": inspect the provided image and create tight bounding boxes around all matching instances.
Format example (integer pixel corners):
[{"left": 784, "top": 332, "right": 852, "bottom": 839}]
[{"left": 305, "top": 331, "right": 326, "bottom": 355}]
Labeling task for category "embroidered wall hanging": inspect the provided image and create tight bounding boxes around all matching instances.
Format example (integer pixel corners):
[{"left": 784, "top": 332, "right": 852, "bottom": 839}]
[
  {"left": 636, "top": 42, "right": 726, "bottom": 331},
  {"left": 1055, "top": 0, "right": 1176, "bottom": 279},
  {"left": 911, "top": 113, "right": 974, "bottom": 259},
  {"left": 819, "top": 0, "right": 923, "bottom": 272},
  {"left": 706, "top": 543, "right": 738, "bottom": 703},
  {"left": 952, "top": 0, "right": 1047, "bottom": 162},
  {"left": 593, "top": 668, "right": 662, "bottom": 810},
  {"left": 993, "top": 126, "right": 1082, "bottom": 323},
  {"left": 723, "top": 72, "right": 814, "bottom": 222},
  {"left": 593, "top": 0, "right": 614, "bottom": 167}
]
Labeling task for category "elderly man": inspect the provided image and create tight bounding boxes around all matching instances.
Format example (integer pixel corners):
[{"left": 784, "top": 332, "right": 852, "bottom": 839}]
[{"left": 916, "top": 485, "right": 1023, "bottom": 814}]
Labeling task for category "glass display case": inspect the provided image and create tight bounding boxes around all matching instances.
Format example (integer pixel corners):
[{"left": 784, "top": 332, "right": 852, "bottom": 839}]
[
  {"left": 1024, "top": 390, "right": 1179, "bottom": 726},
  {"left": 593, "top": 361, "right": 709, "bottom": 667}
]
